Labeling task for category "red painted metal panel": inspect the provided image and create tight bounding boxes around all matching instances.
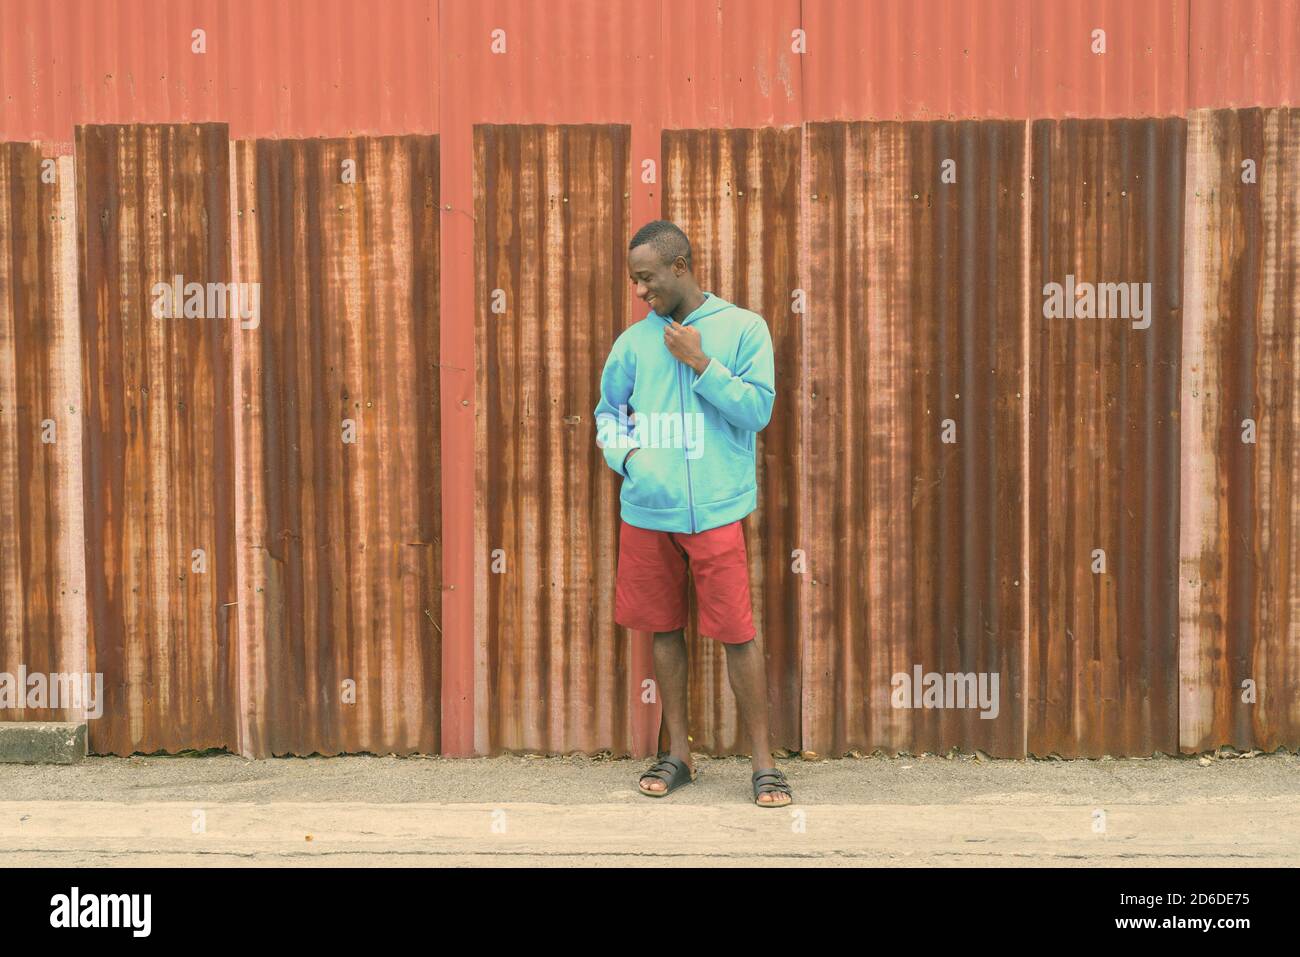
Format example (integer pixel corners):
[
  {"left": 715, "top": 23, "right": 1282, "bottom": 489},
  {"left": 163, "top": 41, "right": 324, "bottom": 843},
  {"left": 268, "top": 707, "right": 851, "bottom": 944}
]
[
  {"left": 0, "top": 0, "right": 437, "bottom": 149},
  {"left": 802, "top": 0, "right": 1032, "bottom": 121},
  {"left": 10, "top": 0, "right": 1292, "bottom": 149},
  {"left": 803, "top": 0, "right": 1187, "bottom": 121},
  {"left": 659, "top": 0, "right": 804, "bottom": 130},
  {"left": 1190, "top": 0, "right": 1300, "bottom": 110},
  {"left": 0, "top": 146, "right": 87, "bottom": 722},
  {"left": 76, "top": 123, "right": 238, "bottom": 754}
]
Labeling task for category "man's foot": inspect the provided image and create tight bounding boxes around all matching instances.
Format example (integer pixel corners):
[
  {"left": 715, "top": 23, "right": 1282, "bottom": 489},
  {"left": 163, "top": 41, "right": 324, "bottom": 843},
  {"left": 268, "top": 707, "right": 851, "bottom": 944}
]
[
  {"left": 752, "top": 766, "right": 793, "bottom": 807},
  {"left": 638, "top": 753, "right": 695, "bottom": 796}
]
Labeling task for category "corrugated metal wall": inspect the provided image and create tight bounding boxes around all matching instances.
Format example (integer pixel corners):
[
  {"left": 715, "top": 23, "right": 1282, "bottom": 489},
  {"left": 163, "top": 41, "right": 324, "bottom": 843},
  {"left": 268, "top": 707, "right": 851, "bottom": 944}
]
[
  {"left": 1182, "top": 107, "right": 1300, "bottom": 754},
  {"left": 3, "top": 1, "right": 1300, "bottom": 758}
]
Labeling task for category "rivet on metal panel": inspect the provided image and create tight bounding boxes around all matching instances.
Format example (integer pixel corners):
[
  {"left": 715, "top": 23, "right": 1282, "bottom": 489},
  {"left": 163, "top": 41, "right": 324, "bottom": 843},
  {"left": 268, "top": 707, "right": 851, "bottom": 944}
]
[{"left": 460, "top": 399, "right": 469, "bottom": 407}]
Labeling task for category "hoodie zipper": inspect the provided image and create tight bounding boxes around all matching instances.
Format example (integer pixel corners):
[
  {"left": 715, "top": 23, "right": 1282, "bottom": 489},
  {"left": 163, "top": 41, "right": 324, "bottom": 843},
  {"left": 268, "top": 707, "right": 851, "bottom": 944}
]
[
  {"left": 676, "top": 357, "right": 696, "bottom": 533},
  {"left": 664, "top": 295, "right": 714, "bottom": 534}
]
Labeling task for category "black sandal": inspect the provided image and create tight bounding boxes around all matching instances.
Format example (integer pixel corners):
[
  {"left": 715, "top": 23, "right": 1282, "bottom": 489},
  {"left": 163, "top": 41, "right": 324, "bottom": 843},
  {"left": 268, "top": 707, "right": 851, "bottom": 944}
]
[
  {"left": 638, "top": 755, "right": 697, "bottom": 797},
  {"left": 752, "top": 767, "right": 793, "bottom": 807}
]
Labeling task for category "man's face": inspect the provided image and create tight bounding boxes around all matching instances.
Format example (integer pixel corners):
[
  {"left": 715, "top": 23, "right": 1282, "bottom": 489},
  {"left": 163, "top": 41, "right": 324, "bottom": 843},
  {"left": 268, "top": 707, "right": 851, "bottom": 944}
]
[{"left": 628, "top": 244, "right": 685, "bottom": 317}]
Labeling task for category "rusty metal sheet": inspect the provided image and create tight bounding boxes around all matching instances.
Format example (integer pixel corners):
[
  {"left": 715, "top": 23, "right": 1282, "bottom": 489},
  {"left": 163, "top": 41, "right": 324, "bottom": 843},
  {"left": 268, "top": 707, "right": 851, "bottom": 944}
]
[
  {"left": 0, "top": 145, "right": 87, "bottom": 722},
  {"left": 662, "top": 127, "right": 802, "bottom": 755},
  {"left": 1181, "top": 107, "right": 1300, "bottom": 753},
  {"left": 804, "top": 120, "right": 1028, "bottom": 758},
  {"left": 1028, "top": 118, "right": 1186, "bottom": 757},
  {"left": 229, "top": 135, "right": 442, "bottom": 757},
  {"left": 76, "top": 123, "right": 238, "bottom": 754},
  {"left": 474, "top": 124, "right": 632, "bottom": 754}
]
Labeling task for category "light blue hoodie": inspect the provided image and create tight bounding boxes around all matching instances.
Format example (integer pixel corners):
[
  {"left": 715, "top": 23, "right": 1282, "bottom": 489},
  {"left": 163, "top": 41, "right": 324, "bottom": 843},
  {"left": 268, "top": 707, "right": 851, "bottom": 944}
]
[{"left": 594, "top": 292, "right": 775, "bottom": 534}]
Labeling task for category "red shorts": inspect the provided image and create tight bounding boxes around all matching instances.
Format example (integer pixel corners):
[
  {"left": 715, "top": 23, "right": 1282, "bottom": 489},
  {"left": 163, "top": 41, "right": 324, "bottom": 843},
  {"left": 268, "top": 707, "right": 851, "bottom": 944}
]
[{"left": 614, "top": 519, "right": 756, "bottom": 643}]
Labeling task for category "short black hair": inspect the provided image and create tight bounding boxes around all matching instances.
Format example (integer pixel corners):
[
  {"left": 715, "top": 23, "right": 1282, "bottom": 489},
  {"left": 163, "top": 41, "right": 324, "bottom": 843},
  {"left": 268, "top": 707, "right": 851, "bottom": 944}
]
[{"left": 629, "top": 220, "right": 692, "bottom": 271}]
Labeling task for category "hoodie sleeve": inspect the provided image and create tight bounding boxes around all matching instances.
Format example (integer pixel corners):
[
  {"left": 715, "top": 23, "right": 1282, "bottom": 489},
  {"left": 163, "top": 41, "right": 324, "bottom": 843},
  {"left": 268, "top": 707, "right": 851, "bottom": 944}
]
[
  {"left": 690, "top": 315, "right": 775, "bottom": 432},
  {"left": 593, "top": 335, "right": 639, "bottom": 476}
]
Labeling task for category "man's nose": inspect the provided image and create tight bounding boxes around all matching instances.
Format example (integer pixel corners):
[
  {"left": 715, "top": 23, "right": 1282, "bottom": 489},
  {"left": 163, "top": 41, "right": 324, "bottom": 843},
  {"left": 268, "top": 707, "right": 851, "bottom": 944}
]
[{"left": 635, "top": 284, "right": 648, "bottom": 299}]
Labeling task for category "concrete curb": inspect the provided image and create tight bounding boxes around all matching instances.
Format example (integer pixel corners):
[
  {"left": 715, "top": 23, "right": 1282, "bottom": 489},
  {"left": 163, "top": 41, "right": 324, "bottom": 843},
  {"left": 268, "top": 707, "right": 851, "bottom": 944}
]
[{"left": 0, "top": 723, "right": 87, "bottom": 764}]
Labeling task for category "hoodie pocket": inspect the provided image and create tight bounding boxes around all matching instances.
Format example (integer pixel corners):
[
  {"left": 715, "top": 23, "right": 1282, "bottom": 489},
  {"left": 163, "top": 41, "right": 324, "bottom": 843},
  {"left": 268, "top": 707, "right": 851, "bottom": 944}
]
[
  {"left": 690, "top": 427, "right": 755, "bottom": 505},
  {"left": 622, "top": 445, "right": 687, "bottom": 512}
]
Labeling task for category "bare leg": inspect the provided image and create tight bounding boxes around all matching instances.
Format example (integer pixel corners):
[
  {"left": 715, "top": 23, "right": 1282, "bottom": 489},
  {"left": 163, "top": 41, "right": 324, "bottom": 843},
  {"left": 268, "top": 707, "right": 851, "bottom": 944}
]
[
  {"left": 724, "top": 637, "right": 788, "bottom": 806},
  {"left": 640, "top": 629, "right": 693, "bottom": 792}
]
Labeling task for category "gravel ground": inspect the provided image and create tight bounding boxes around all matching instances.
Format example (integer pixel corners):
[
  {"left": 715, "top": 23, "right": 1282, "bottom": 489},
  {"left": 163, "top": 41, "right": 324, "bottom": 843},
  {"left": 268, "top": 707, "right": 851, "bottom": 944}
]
[{"left": 2, "top": 748, "right": 1297, "bottom": 805}]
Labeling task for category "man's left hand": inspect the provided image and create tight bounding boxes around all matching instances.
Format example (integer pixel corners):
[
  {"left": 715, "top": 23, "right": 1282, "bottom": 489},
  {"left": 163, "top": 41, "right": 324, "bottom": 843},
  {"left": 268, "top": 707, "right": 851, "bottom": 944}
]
[{"left": 664, "top": 321, "right": 710, "bottom": 375}]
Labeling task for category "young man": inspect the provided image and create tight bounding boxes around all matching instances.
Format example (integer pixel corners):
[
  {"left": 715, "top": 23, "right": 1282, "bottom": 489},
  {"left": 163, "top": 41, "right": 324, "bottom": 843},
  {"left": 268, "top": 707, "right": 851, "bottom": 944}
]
[{"left": 594, "top": 220, "right": 791, "bottom": 807}]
